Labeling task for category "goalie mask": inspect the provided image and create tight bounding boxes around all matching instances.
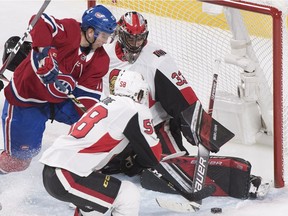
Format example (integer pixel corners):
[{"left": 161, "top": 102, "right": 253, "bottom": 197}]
[
  {"left": 114, "top": 69, "right": 149, "bottom": 104},
  {"left": 117, "top": 11, "right": 149, "bottom": 63}
]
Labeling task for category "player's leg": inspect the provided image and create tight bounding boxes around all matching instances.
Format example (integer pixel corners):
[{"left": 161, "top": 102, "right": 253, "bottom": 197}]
[
  {"left": 42, "top": 165, "right": 140, "bottom": 216},
  {"left": 0, "top": 100, "right": 48, "bottom": 173},
  {"left": 53, "top": 99, "right": 81, "bottom": 125}
]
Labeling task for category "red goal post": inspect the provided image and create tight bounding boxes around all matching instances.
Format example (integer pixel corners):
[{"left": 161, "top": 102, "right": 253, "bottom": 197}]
[{"left": 87, "top": 0, "right": 288, "bottom": 188}]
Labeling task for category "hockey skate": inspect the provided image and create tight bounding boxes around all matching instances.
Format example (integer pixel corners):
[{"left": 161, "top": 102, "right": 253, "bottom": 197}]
[{"left": 248, "top": 175, "right": 270, "bottom": 199}]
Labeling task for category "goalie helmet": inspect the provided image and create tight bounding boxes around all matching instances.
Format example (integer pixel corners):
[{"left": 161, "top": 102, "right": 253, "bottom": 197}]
[
  {"left": 81, "top": 5, "right": 117, "bottom": 40},
  {"left": 117, "top": 11, "right": 149, "bottom": 63},
  {"left": 114, "top": 69, "right": 149, "bottom": 104}
]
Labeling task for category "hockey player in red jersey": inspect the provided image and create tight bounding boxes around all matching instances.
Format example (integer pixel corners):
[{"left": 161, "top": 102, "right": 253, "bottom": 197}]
[
  {"left": 0, "top": 5, "right": 117, "bottom": 173},
  {"left": 40, "top": 69, "right": 162, "bottom": 216}
]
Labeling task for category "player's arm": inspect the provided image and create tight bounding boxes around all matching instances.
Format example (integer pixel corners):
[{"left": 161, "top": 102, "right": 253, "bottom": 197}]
[
  {"left": 29, "top": 13, "right": 65, "bottom": 48},
  {"left": 123, "top": 113, "right": 162, "bottom": 168},
  {"left": 155, "top": 56, "right": 233, "bottom": 152}
]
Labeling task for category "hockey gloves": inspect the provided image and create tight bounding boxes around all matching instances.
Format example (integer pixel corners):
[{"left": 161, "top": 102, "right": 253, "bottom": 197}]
[
  {"left": 36, "top": 47, "right": 59, "bottom": 84},
  {"left": 102, "top": 147, "right": 144, "bottom": 177},
  {"left": 120, "top": 154, "right": 144, "bottom": 177}
]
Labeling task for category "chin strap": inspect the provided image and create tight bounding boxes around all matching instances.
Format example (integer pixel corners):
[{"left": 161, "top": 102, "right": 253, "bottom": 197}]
[{"left": 81, "top": 30, "right": 96, "bottom": 55}]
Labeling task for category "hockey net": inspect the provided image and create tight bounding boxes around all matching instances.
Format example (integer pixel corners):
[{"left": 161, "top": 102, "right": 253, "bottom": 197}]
[{"left": 89, "top": 0, "right": 288, "bottom": 188}]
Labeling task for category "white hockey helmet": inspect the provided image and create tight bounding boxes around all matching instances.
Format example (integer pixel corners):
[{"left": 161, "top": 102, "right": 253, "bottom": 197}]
[{"left": 114, "top": 69, "right": 149, "bottom": 104}]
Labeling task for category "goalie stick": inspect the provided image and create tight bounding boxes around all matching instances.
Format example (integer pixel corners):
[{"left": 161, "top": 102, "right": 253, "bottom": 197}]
[
  {"left": 148, "top": 168, "right": 216, "bottom": 202},
  {"left": 191, "top": 73, "right": 218, "bottom": 199},
  {"left": 156, "top": 63, "right": 220, "bottom": 212},
  {"left": 0, "top": 0, "right": 51, "bottom": 82}
]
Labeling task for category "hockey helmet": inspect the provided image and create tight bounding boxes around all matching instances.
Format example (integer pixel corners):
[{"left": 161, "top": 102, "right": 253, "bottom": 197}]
[
  {"left": 114, "top": 69, "right": 149, "bottom": 104},
  {"left": 2, "top": 36, "right": 32, "bottom": 71},
  {"left": 117, "top": 11, "right": 149, "bottom": 63},
  {"left": 81, "top": 5, "right": 117, "bottom": 40}
]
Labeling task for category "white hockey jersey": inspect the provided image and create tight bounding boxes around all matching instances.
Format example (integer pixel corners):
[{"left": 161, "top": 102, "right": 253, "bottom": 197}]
[
  {"left": 103, "top": 40, "right": 199, "bottom": 127},
  {"left": 40, "top": 95, "right": 162, "bottom": 177}
]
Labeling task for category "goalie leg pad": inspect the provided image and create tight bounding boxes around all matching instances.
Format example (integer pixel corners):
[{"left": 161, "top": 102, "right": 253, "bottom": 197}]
[{"left": 140, "top": 155, "right": 252, "bottom": 199}]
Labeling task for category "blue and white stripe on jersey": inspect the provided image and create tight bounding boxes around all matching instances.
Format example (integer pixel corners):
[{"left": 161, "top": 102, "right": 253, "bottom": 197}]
[{"left": 41, "top": 13, "right": 58, "bottom": 37}]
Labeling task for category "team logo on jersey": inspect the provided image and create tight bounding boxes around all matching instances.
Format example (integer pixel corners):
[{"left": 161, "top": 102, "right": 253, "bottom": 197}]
[
  {"left": 109, "top": 69, "right": 121, "bottom": 94},
  {"left": 153, "top": 49, "right": 166, "bottom": 57}
]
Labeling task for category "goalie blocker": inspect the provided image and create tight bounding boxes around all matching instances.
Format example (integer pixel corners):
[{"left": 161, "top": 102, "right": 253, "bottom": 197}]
[{"left": 180, "top": 101, "right": 234, "bottom": 153}]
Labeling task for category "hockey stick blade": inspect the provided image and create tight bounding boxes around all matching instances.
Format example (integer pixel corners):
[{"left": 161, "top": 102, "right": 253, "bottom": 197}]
[
  {"left": 161, "top": 151, "right": 187, "bottom": 162},
  {"left": 156, "top": 184, "right": 215, "bottom": 212},
  {"left": 156, "top": 198, "right": 200, "bottom": 213},
  {"left": 0, "top": 0, "right": 51, "bottom": 80}
]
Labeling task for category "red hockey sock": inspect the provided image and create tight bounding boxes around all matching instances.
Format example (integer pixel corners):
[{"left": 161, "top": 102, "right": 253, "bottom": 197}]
[{"left": 0, "top": 151, "right": 32, "bottom": 173}]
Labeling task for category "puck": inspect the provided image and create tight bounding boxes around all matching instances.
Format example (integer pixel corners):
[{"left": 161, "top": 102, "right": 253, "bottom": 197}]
[{"left": 211, "top": 207, "right": 222, "bottom": 214}]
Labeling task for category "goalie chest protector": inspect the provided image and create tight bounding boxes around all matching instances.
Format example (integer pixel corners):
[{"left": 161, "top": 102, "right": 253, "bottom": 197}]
[{"left": 141, "top": 155, "right": 251, "bottom": 199}]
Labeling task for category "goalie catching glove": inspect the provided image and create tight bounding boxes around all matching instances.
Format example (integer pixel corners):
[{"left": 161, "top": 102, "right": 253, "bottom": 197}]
[{"left": 36, "top": 46, "right": 59, "bottom": 84}]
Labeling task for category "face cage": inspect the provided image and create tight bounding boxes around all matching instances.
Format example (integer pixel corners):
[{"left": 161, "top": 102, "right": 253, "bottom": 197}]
[{"left": 118, "top": 30, "right": 148, "bottom": 62}]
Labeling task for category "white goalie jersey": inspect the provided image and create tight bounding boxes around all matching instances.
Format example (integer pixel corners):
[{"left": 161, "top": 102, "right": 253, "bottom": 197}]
[
  {"left": 103, "top": 40, "right": 199, "bottom": 127},
  {"left": 40, "top": 95, "right": 161, "bottom": 177}
]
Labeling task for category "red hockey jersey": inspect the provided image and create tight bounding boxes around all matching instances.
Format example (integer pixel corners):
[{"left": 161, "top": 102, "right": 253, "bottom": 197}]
[{"left": 4, "top": 14, "right": 109, "bottom": 108}]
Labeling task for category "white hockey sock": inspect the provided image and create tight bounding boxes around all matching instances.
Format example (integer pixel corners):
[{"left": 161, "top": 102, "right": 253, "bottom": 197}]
[{"left": 111, "top": 180, "right": 140, "bottom": 216}]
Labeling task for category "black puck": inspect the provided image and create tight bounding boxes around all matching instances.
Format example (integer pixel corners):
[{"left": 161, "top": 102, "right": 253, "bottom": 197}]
[{"left": 211, "top": 207, "right": 222, "bottom": 214}]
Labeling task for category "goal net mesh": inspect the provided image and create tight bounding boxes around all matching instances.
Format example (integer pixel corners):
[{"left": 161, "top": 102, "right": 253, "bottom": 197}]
[{"left": 93, "top": 0, "right": 288, "bottom": 187}]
